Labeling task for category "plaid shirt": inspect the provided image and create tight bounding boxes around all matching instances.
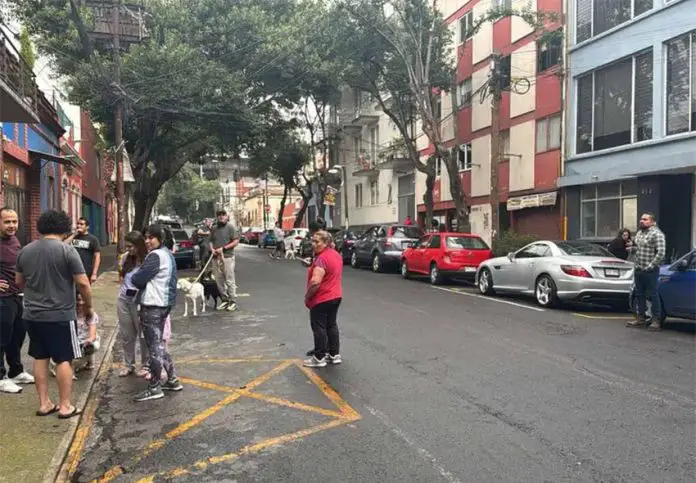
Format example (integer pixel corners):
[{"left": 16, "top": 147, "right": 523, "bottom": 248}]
[{"left": 632, "top": 225, "right": 666, "bottom": 271}]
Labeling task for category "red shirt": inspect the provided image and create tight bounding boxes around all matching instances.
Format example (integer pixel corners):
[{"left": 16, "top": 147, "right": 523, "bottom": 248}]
[
  {"left": 306, "top": 248, "right": 343, "bottom": 308},
  {"left": 0, "top": 235, "right": 22, "bottom": 297}
]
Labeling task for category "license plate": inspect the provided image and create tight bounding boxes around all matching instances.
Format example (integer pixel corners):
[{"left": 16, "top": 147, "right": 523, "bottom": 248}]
[
  {"left": 463, "top": 266, "right": 476, "bottom": 272},
  {"left": 605, "top": 268, "right": 620, "bottom": 277}
]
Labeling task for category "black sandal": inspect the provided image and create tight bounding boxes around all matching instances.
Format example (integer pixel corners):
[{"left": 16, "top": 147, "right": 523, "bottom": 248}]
[
  {"left": 36, "top": 405, "right": 59, "bottom": 416},
  {"left": 58, "top": 407, "right": 82, "bottom": 419}
]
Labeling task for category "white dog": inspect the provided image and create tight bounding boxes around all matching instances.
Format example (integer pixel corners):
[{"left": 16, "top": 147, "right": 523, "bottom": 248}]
[
  {"left": 284, "top": 238, "right": 296, "bottom": 260},
  {"left": 177, "top": 279, "right": 206, "bottom": 317}
]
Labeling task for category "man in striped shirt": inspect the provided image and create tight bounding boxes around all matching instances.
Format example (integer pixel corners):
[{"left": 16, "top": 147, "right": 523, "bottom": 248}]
[{"left": 627, "top": 213, "right": 666, "bottom": 331}]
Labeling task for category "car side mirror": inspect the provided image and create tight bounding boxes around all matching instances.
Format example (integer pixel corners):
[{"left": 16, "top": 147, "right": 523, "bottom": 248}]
[
  {"left": 676, "top": 259, "right": 689, "bottom": 271},
  {"left": 507, "top": 252, "right": 515, "bottom": 261}
]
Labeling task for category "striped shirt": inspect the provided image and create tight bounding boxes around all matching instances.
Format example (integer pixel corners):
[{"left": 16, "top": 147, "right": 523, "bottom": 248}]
[{"left": 632, "top": 225, "right": 666, "bottom": 271}]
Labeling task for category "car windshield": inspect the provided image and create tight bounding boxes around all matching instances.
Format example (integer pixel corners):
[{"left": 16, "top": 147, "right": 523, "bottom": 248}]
[
  {"left": 446, "top": 236, "right": 489, "bottom": 250},
  {"left": 171, "top": 230, "right": 189, "bottom": 241},
  {"left": 556, "top": 241, "right": 613, "bottom": 257},
  {"left": 390, "top": 226, "right": 423, "bottom": 239}
]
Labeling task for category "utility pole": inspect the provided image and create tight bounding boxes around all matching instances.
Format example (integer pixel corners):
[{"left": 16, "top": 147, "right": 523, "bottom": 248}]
[
  {"left": 489, "top": 53, "right": 503, "bottom": 241},
  {"left": 113, "top": 0, "right": 125, "bottom": 253}
]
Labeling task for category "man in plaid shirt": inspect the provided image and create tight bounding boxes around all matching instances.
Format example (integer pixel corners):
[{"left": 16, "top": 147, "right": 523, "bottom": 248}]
[{"left": 627, "top": 213, "right": 666, "bottom": 330}]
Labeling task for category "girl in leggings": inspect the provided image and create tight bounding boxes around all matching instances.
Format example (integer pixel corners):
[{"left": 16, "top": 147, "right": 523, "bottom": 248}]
[{"left": 131, "top": 225, "right": 183, "bottom": 402}]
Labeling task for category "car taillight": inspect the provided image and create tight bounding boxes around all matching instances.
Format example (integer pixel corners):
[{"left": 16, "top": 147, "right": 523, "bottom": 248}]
[
  {"left": 296, "top": 236, "right": 303, "bottom": 240},
  {"left": 561, "top": 265, "right": 592, "bottom": 278},
  {"left": 346, "top": 240, "right": 354, "bottom": 245},
  {"left": 179, "top": 240, "right": 193, "bottom": 248}
]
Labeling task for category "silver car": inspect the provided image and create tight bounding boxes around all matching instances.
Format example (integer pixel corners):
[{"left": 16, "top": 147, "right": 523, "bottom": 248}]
[{"left": 475, "top": 240, "right": 634, "bottom": 308}]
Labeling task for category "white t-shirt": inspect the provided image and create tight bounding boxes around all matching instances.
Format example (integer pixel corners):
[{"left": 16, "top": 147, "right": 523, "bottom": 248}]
[{"left": 273, "top": 227, "right": 284, "bottom": 241}]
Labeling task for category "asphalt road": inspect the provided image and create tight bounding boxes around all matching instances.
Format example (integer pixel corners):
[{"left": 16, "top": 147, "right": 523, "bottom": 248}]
[{"left": 71, "top": 245, "right": 696, "bottom": 483}]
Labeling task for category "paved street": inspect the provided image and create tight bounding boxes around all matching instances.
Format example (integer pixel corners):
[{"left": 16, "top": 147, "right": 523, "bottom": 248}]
[{"left": 68, "top": 245, "right": 695, "bottom": 483}]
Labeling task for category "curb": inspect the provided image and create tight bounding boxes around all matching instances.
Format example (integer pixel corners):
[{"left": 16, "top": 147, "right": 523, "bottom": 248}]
[{"left": 42, "top": 294, "right": 120, "bottom": 483}]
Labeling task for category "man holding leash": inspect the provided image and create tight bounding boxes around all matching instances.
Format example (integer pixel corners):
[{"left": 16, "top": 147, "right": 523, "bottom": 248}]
[{"left": 209, "top": 210, "right": 239, "bottom": 312}]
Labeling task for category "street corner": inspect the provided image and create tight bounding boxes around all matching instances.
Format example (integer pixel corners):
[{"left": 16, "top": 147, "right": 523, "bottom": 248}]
[{"left": 62, "top": 358, "right": 360, "bottom": 482}]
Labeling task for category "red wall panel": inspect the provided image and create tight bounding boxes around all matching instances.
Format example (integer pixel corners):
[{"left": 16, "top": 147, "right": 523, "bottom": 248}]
[
  {"left": 534, "top": 149, "right": 560, "bottom": 191},
  {"left": 535, "top": 73, "right": 562, "bottom": 119}
]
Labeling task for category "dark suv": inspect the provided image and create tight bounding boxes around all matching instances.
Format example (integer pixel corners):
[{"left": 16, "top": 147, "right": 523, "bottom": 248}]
[{"left": 351, "top": 224, "right": 424, "bottom": 273}]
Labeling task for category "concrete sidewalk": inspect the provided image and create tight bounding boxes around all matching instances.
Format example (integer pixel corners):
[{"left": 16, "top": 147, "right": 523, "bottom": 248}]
[{"left": 0, "top": 271, "right": 121, "bottom": 483}]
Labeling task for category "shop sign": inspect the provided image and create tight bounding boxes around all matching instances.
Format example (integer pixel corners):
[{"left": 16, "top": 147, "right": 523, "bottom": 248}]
[{"left": 507, "top": 191, "right": 558, "bottom": 211}]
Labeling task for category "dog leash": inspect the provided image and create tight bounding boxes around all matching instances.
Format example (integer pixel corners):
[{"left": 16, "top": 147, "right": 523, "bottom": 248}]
[{"left": 192, "top": 254, "right": 215, "bottom": 284}]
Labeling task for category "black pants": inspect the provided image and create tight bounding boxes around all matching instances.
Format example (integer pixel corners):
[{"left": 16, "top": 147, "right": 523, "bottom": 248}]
[
  {"left": 0, "top": 296, "right": 25, "bottom": 379},
  {"left": 310, "top": 298, "right": 341, "bottom": 359}
]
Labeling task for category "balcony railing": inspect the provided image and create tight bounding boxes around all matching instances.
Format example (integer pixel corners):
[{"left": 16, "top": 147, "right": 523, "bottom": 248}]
[{"left": 0, "top": 28, "right": 38, "bottom": 120}]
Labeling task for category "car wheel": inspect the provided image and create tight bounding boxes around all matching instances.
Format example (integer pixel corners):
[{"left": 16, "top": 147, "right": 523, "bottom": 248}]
[
  {"left": 535, "top": 274, "right": 558, "bottom": 308},
  {"left": 429, "top": 263, "right": 442, "bottom": 285},
  {"left": 478, "top": 268, "right": 495, "bottom": 295},
  {"left": 372, "top": 253, "right": 382, "bottom": 273},
  {"left": 401, "top": 260, "right": 410, "bottom": 279},
  {"left": 351, "top": 252, "right": 360, "bottom": 269}
]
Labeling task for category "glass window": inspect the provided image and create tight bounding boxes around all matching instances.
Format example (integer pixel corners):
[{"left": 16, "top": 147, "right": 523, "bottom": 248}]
[
  {"left": 446, "top": 236, "right": 490, "bottom": 250},
  {"left": 665, "top": 32, "right": 695, "bottom": 136},
  {"left": 354, "top": 183, "right": 363, "bottom": 208},
  {"left": 417, "top": 235, "right": 430, "bottom": 248},
  {"left": 499, "top": 55, "right": 511, "bottom": 90},
  {"left": 391, "top": 226, "right": 424, "bottom": 239},
  {"left": 556, "top": 241, "right": 614, "bottom": 257},
  {"left": 536, "top": 115, "right": 561, "bottom": 152},
  {"left": 457, "top": 143, "right": 472, "bottom": 171},
  {"left": 538, "top": 33, "right": 562, "bottom": 72},
  {"left": 457, "top": 78, "right": 472, "bottom": 108},
  {"left": 516, "top": 244, "right": 548, "bottom": 258},
  {"left": 576, "top": 51, "right": 653, "bottom": 154},
  {"left": 577, "top": 0, "right": 651, "bottom": 42},
  {"left": 580, "top": 182, "right": 637, "bottom": 237},
  {"left": 429, "top": 235, "right": 442, "bottom": 249},
  {"left": 459, "top": 11, "right": 473, "bottom": 43},
  {"left": 370, "top": 180, "right": 378, "bottom": 205}
]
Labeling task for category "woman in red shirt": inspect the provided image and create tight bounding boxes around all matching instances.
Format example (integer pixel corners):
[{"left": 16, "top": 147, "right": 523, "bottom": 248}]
[{"left": 303, "top": 230, "right": 343, "bottom": 368}]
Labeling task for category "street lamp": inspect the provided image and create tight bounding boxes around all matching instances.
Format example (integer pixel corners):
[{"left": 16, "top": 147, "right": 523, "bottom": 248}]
[{"left": 328, "top": 165, "right": 349, "bottom": 230}]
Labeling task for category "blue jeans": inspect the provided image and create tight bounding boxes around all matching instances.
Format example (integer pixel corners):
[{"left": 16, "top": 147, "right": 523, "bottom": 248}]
[{"left": 634, "top": 268, "right": 661, "bottom": 321}]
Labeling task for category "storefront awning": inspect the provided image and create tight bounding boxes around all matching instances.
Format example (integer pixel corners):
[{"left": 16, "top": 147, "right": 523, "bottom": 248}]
[{"left": 29, "top": 149, "right": 75, "bottom": 166}]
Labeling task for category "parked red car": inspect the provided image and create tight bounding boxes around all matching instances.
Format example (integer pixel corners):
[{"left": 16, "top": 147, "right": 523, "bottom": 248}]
[{"left": 400, "top": 232, "right": 493, "bottom": 284}]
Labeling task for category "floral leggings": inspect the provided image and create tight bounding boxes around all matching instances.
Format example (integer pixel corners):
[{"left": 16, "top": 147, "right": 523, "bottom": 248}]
[{"left": 139, "top": 306, "right": 176, "bottom": 385}]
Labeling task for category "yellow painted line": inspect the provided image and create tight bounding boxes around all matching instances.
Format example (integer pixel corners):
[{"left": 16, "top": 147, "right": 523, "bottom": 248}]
[
  {"left": 178, "top": 377, "right": 237, "bottom": 393},
  {"left": 573, "top": 313, "right": 633, "bottom": 320},
  {"left": 177, "top": 357, "right": 290, "bottom": 365},
  {"left": 137, "top": 418, "right": 351, "bottom": 481},
  {"left": 63, "top": 345, "right": 115, "bottom": 482},
  {"left": 295, "top": 360, "right": 362, "bottom": 421},
  {"left": 243, "top": 359, "right": 294, "bottom": 390},
  {"left": 242, "top": 390, "right": 347, "bottom": 419}
]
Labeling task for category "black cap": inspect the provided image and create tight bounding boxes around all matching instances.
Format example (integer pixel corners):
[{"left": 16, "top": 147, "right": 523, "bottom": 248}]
[{"left": 216, "top": 210, "right": 227, "bottom": 216}]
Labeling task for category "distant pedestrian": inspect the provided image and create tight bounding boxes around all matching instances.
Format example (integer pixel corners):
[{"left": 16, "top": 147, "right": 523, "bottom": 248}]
[
  {"left": 271, "top": 222, "right": 285, "bottom": 259},
  {"left": 627, "top": 213, "right": 666, "bottom": 331},
  {"left": 65, "top": 217, "right": 101, "bottom": 284},
  {"left": 0, "top": 207, "right": 34, "bottom": 394},
  {"left": 117, "top": 231, "right": 150, "bottom": 378},
  {"left": 131, "top": 224, "right": 182, "bottom": 402},
  {"left": 608, "top": 228, "right": 632, "bottom": 260},
  {"left": 209, "top": 210, "right": 240, "bottom": 312},
  {"left": 16, "top": 210, "right": 93, "bottom": 418},
  {"left": 303, "top": 230, "right": 343, "bottom": 368},
  {"left": 196, "top": 218, "right": 214, "bottom": 266},
  {"left": 430, "top": 219, "right": 439, "bottom": 233},
  {"left": 403, "top": 215, "right": 413, "bottom": 226}
]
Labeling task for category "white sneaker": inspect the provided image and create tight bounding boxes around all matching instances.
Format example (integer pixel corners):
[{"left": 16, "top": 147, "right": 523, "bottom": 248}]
[
  {"left": 216, "top": 301, "right": 229, "bottom": 310},
  {"left": 327, "top": 354, "right": 342, "bottom": 365},
  {"left": 12, "top": 372, "right": 35, "bottom": 384},
  {"left": 0, "top": 377, "right": 22, "bottom": 393},
  {"left": 302, "top": 356, "right": 327, "bottom": 368}
]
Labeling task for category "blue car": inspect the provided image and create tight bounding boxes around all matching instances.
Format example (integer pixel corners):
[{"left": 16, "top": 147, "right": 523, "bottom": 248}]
[
  {"left": 259, "top": 230, "right": 277, "bottom": 249},
  {"left": 630, "top": 249, "right": 696, "bottom": 323}
]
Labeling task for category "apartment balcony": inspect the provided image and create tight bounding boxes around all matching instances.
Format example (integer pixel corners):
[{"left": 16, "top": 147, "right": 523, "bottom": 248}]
[
  {"left": 352, "top": 156, "right": 380, "bottom": 179},
  {"left": 0, "top": 29, "right": 39, "bottom": 123},
  {"left": 352, "top": 105, "right": 379, "bottom": 126},
  {"left": 377, "top": 144, "right": 412, "bottom": 173}
]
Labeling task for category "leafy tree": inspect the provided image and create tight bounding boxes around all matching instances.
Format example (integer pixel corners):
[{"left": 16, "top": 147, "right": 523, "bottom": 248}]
[
  {"left": 9, "top": 0, "right": 322, "bottom": 229},
  {"left": 156, "top": 164, "right": 220, "bottom": 223},
  {"left": 18, "top": 26, "right": 34, "bottom": 68}
]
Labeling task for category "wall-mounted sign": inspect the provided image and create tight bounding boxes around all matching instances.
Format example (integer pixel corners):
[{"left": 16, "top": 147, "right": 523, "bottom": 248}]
[
  {"left": 86, "top": 1, "right": 149, "bottom": 43},
  {"left": 507, "top": 191, "right": 558, "bottom": 211}
]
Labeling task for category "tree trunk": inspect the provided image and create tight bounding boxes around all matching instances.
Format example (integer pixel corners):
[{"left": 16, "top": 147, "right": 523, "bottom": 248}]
[
  {"left": 442, "top": 151, "right": 470, "bottom": 232},
  {"left": 133, "top": 191, "right": 156, "bottom": 233},
  {"left": 278, "top": 184, "right": 289, "bottom": 229},
  {"left": 423, "top": 169, "right": 435, "bottom": 229},
  {"left": 293, "top": 196, "right": 309, "bottom": 228}
]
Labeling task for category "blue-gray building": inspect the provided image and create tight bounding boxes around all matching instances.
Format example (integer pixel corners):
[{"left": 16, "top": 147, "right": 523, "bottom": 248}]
[{"left": 560, "top": 0, "right": 696, "bottom": 259}]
